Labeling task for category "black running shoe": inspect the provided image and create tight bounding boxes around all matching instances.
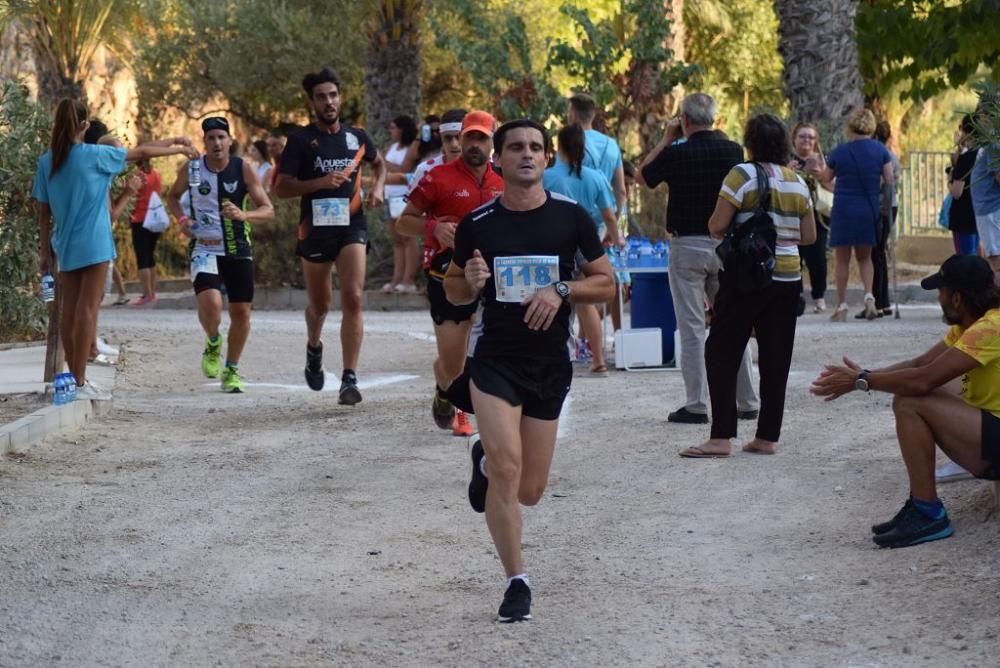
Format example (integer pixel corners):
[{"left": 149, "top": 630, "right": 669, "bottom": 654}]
[
  {"left": 872, "top": 504, "right": 954, "bottom": 549},
  {"left": 871, "top": 498, "right": 914, "bottom": 535},
  {"left": 468, "top": 438, "right": 488, "bottom": 513},
  {"left": 432, "top": 388, "right": 455, "bottom": 429},
  {"left": 667, "top": 406, "right": 709, "bottom": 424},
  {"left": 339, "top": 371, "right": 362, "bottom": 406},
  {"left": 305, "top": 343, "right": 325, "bottom": 391},
  {"left": 497, "top": 579, "right": 532, "bottom": 623}
]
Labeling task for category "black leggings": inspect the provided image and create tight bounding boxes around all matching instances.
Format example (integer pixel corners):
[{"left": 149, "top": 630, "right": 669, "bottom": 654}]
[
  {"left": 130, "top": 224, "right": 161, "bottom": 270},
  {"left": 872, "top": 207, "right": 897, "bottom": 310},
  {"left": 706, "top": 278, "right": 801, "bottom": 442},
  {"left": 799, "top": 221, "right": 828, "bottom": 300}
]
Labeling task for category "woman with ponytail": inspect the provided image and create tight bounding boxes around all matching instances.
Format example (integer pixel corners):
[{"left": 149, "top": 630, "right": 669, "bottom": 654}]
[
  {"left": 544, "top": 123, "right": 621, "bottom": 376},
  {"left": 32, "top": 98, "right": 198, "bottom": 400}
]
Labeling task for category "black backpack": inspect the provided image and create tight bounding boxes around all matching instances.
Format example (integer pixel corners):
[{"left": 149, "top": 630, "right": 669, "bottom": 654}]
[{"left": 715, "top": 162, "right": 777, "bottom": 293}]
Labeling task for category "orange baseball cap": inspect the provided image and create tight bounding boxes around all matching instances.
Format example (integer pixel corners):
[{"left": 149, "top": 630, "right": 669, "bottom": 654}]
[{"left": 462, "top": 110, "right": 497, "bottom": 137}]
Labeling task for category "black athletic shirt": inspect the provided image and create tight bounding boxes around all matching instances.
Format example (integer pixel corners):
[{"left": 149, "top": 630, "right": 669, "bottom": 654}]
[
  {"left": 453, "top": 191, "right": 604, "bottom": 361},
  {"left": 279, "top": 123, "right": 378, "bottom": 238},
  {"left": 950, "top": 149, "right": 978, "bottom": 235}
]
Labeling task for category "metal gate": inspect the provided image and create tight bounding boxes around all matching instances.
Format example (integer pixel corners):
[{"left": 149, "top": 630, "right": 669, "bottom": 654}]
[{"left": 898, "top": 151, "right": 951, "bottom": 236}]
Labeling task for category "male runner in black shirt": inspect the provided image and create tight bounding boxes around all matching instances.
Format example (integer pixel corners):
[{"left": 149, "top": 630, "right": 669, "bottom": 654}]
[
  {"left": 444, "top": 119, "right": 615, "bottom": 622},
  {"left": 275, "top": 67, "right": 386, "bottom": 405}
]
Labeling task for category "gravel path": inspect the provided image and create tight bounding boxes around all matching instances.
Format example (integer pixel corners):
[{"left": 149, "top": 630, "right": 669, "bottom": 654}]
[{"left": 1, "top": 306, "right": 997, "bottom": 667}]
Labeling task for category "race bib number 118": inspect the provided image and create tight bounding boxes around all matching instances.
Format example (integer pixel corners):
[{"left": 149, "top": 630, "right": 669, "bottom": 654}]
[{"left": 494, "top": 255, "right": 559, "bottom": 303}]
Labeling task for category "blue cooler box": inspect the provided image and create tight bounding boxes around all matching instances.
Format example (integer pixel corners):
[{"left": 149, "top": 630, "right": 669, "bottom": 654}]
[{"left": 630, "top": 273, "right": 676, "bottom": 365}]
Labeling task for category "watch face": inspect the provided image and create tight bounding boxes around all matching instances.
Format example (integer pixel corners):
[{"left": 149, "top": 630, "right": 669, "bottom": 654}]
[{"left": 556, "top": 282, "right": 569, "bottom": 298}]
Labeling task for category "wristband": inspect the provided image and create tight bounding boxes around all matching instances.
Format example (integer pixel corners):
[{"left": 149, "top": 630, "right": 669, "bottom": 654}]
[{"left": 178, "top": 215, "right": 191, "bottom": 226}]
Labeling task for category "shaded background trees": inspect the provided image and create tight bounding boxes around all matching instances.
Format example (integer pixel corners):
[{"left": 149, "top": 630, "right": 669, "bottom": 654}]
[{"left": 1, "top": 0, "right": 998, "bottom": 340}]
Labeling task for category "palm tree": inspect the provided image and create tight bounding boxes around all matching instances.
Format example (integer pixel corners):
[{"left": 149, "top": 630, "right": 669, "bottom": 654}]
[
  {"left": 773, "top": 1, "right": 864, "bottom": 126},
  {"left": 0, "top": 0, "right": 140, "bottom": 106},
  {"left": 364, "top": 0, "right": 422, "bottom": 147}
]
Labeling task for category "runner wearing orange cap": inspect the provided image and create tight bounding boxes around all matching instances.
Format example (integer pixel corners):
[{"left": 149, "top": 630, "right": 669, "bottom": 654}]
[{"left": 397, "top": 110, "right": 504, "bottom": 435}]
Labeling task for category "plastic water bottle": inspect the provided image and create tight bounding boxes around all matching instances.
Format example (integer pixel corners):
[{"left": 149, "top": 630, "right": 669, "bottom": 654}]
[
  {"left": 41, "top": 273, "right": 55, "bottom": 303},
  {"left": 652, "top": 241, "right": 667, "bottom": 268},
  {"left": 626, "top": 238, "right": 641, "bottom": 268},
  {"left": 66, "top": 375, "right": 77, "bottom": 402},
  {"left": 52, "top": 373, "right": 65, "bottom": 405},
  {"left": 638, "top": 237, "right": 654, "bottom": 268},
  {"left": 188, "top": 159, "right": 202, "bottom": 187}
]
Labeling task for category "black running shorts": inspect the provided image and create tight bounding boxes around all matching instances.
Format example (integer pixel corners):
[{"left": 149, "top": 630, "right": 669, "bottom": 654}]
[
  {"left": 448, "top": 356, "right": 572, "bottom": 421},
  {"left": 981, "top": 409, "right": 1000, "bottom": 480},
  {"left": 130, "top": 223, "right": 161, "bottom": 270},
  {"left": 426, "top": 272, "right": 477, "bottom": 326},
  {"left": 193, "top": 256, "right": 255, "bottom": 303},
  {"left": 296, "top": 228, "right": 369, "bottom": 263}
]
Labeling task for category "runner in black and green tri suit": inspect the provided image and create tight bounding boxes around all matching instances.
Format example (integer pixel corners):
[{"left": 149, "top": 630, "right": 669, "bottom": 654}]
[{"left": 167, "top": 117, "right": 274, "bottom": 393}]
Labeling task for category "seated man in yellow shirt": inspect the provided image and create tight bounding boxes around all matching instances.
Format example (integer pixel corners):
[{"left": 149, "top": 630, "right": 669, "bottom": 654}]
[{"left": 811, "top": 255, "right": 1000, "bottom": 548}]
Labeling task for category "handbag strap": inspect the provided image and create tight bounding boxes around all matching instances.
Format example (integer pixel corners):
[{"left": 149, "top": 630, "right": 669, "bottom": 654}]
[{"left": 722, "top": 162, "right": 771, "bottom": 235}]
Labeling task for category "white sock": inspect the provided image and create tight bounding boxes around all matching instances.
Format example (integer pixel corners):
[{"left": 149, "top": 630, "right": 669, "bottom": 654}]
[
  {"left": 837, "top": 302, "right": 848, "bottom": 310},
  {"left": 506, "top": 573, "right": 529, "bottom": 588},
  {"left": 479, "top": 456, "right": 488, "bottom": 478},
  {"left": 864, "top": 292, "right": 875, "bottom": 302}
]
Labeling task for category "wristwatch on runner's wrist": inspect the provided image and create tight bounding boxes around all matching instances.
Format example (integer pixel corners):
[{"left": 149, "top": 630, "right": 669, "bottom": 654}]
[
  {"left": 554, "top": 281, "right": 571, "bottom": 301},
  {"left": 854, "top": 369, "right": 871, "bottom": 392}
]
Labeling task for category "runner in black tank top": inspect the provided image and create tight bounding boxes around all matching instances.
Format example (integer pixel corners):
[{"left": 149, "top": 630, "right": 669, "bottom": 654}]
[{"left": 166, "top": 117, "right": 274, "bottom": 394}]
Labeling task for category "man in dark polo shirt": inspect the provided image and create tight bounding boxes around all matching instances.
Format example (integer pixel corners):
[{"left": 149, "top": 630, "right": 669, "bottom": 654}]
[{"left": 637, "top": 93, "right": 758, "bottom": 425}]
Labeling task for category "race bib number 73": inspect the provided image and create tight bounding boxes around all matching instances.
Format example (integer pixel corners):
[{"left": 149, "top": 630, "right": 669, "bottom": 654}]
[
  {"left": 494, "top": 255, "right": 559, "bottom": 303},
  {"left": 312, "top": 197, "right": 351, "bottom": 227}
]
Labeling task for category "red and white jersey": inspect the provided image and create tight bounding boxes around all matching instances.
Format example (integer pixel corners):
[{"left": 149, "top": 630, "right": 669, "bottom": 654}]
[{"left": 406, "top": 158, "right": 504, "bottom": 275}]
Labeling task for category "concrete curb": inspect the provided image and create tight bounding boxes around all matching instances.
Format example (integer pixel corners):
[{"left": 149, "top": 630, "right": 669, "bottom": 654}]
[
  {"left": 147, "top": 287, "right": 429, "bottom": 311},
  {"left": 134, "top": 285, "right": 939, "bottom": 312},
  {"left": 1, "top": 395, "right": 113, "bottom": 455}
]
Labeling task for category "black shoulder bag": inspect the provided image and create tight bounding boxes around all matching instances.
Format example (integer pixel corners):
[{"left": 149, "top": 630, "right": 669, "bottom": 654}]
[{"left": 715, "top": 162, "right": 777, "bottom": 293}]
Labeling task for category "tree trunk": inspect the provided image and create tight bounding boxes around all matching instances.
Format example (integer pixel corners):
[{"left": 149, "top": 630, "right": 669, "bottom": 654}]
[
  {"left": 364, "top": 1, "right": 423, "bottom": 148},
  {"left": 773, "top": 1, "right": 864, "bottom": 127},
  {"left": 28, "top": 17, "right": 85, "bottom": 107}
]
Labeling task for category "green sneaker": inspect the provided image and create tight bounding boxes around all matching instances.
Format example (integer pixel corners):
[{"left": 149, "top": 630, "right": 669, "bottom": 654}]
[
  {"left": 221, "top": 365, "right": 245, "bottom": 393},
  {"left": 201, "top": 336, "right": 222, "bottom": 378}
]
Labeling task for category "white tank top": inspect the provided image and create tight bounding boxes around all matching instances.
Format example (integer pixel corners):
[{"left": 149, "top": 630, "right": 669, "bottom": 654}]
[{"left": 385, "top": 142, "right": 410, "bottom": 200}]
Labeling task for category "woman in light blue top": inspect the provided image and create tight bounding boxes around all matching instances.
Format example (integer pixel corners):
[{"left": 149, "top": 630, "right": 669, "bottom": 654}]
[
  {"left": 543, "top": 124, "right": 620, "bottom": 375},
  {"left": 33, "top": 98, "right": 197, "bottom": 398}
]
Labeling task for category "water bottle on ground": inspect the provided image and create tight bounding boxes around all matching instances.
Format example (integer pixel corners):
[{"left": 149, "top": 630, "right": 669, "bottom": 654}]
[
  {"left": 52, "top": 373, "right": 76, "bottom": 406},
  {"left": 41, "top": 273, "right": 55, "bottom": 303},
  {"left": 188, "top": 159, "right": 202, "bottom": 187}
]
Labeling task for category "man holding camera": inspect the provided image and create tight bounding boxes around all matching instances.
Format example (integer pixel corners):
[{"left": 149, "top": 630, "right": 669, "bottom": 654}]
[{"left": 637, "top": 93, "right": 758, "bottom": 428}]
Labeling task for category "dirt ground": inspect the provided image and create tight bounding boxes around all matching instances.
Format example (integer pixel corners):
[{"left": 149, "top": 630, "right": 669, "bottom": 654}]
[{"left": 1, "top": 306, "right": 998, "bottom": 668}]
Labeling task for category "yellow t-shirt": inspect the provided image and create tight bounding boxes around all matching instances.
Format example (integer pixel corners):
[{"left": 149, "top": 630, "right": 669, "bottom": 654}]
[{"left": 943, "top": 308, "right": 1000, "bottom": 418}]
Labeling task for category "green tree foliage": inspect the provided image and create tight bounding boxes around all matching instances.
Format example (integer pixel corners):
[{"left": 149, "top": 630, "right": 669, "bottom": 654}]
[
  {"left": 0, "top": 0, "right": 142, "bottom": 104},
  {"left": 0, "top": 81, "right": 50, "bottom": 340},
  {"left": 857, "top": 0, "right": 1000, "bottom": 104},
  {"left": 548, "top": 1, "right": 694, "bottom": 145},
  {"left": 133, "top": 0, "right": 367, "bottom": 131},
  {"left": 684, "top": 0, "right": 786, "bottom": 137},
  {"left": 427, "top": 0, "right": 563, "bottom": 121}
]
